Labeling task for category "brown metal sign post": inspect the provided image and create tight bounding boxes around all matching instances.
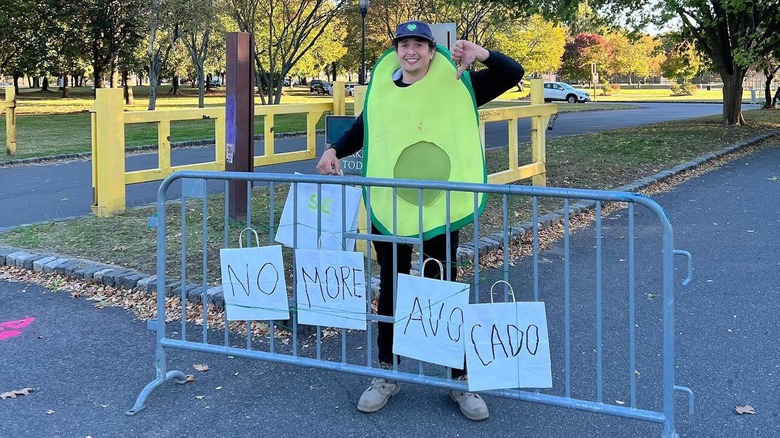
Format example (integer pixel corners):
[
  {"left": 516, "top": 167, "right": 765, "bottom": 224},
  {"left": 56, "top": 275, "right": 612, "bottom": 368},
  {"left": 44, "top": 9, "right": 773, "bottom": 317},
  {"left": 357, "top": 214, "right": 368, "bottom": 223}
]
[{"left": 225, "top": 32, "right": 255, "bottom": 220}]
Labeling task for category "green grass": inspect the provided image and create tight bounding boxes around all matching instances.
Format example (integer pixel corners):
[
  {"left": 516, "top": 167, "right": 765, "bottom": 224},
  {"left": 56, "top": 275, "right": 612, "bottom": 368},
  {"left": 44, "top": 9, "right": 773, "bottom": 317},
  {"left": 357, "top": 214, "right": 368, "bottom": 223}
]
[
  {"left": 0, "top": 86, "right": 638, "bottom": 162},
  {"left": 2, "top": 107, "right": 777, "bottom": 281}
]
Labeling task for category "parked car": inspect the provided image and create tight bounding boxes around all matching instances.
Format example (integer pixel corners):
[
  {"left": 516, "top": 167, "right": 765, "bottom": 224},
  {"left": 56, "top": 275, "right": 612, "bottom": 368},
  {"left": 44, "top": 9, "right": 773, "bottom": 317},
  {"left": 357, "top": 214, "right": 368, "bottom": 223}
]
[
  {"left": 345, "top": 83, "right": 358, "bottom": 96},
  {"left": 323, "top": 82, "right": 334, "bottom": 95},
  {"left": 310, "top": 79, "right": 324, "bottom": 93},
  {"left": 284, "top": 77, "right": 291, "bottom": 87},
  {"left": 543, "top": 82, "right": 590, "bottom": 103}
]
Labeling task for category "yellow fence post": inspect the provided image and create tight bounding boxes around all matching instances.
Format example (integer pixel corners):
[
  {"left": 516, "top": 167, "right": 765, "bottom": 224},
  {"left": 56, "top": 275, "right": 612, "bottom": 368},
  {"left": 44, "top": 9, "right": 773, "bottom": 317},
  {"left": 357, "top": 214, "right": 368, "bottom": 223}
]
[
  {"left": 333, "top": 80, "right": 346, "bottom": 116},
  {"left": 529, "top": 78, "right": 548, "bottom": 187},
  {"left": 91, "top": 88, "right": 127, "bottom": 217},
  {"left": 3, "top": 86, "right": 16, "bottom": 155}
]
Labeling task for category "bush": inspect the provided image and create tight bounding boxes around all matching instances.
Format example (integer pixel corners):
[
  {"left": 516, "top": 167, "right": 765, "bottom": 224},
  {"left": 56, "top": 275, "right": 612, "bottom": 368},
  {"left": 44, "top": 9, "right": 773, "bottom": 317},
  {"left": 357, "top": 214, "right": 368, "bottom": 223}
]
[
  {"left": 670, "top": 82, "right": 697, "bottom": 96},
  {"left": 601, "top": 82, "right": 620, "bottom": 96}
]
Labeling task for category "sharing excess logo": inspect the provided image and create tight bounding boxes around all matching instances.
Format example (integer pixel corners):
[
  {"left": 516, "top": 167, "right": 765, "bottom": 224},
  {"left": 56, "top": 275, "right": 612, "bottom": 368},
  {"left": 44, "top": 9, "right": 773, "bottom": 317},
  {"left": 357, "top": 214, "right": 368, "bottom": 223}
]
[
  {"left": 0, "top": 317, "right": 35, "bottom": 341},
  {"left": 407, "top": 23, "right": 417, "bottom": 31}
]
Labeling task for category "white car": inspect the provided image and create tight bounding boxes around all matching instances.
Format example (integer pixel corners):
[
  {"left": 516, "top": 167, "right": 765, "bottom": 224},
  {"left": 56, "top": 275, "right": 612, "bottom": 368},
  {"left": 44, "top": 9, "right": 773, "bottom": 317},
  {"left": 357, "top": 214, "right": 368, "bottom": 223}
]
[{"left": 543, "top": 82, "right": 590, "bottom": 103}]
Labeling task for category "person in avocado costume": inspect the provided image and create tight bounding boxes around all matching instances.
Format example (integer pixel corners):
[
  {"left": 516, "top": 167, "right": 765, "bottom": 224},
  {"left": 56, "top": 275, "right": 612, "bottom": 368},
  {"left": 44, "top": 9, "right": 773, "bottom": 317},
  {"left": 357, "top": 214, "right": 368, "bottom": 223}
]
[{"left": 317, "top": 20, "right": 524, "bottom": 421}]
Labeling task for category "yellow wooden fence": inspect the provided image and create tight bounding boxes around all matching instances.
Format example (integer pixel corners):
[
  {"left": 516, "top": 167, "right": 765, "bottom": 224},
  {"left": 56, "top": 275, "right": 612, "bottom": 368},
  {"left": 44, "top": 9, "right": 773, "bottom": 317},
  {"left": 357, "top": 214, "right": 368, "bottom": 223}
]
[
  {"left": 1, "top": 86, "right": 17, "bottom": 155},
  {"left": 90, "top": 79, "right": 555, "bottom": 217}
]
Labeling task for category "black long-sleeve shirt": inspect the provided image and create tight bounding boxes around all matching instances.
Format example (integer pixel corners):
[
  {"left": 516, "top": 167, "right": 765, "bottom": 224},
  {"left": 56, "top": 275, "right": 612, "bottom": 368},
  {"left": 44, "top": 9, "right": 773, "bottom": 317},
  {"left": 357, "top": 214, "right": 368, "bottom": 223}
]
[{"left": 330, "top": 50, "right": 524, "bottom": 158}]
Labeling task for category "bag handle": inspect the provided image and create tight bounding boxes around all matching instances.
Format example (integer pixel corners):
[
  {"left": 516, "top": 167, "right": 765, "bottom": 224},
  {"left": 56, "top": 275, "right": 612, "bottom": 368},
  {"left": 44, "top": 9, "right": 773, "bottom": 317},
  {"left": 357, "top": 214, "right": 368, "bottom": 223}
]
[
  {"left": 421, "top": 258, "right": 445, "bottom": 280},
  {"left": 317, "top": 232, "right": 345, "bottom": 250},
  {"left": 238, "top": 228, "right": 261, "bottom": 248},
  {"left": 489, "top": 280, "right": 516, "bottom": 303}
]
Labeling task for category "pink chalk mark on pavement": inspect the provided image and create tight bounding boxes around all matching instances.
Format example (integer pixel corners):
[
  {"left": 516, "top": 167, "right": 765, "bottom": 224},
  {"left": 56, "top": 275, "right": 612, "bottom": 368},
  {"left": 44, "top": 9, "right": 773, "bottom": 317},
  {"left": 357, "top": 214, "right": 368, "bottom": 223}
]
[{"left": 0, "top": 317, "right": 35, "bottom": 340}]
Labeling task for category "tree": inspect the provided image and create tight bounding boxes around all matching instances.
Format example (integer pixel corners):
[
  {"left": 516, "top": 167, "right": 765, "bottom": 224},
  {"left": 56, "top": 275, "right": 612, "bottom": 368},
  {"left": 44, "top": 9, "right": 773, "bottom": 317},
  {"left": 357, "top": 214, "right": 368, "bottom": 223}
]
[
  {"left": 755, "top": 53, "right": 780, "bottom": 109},
  {"left": 598, "top": 0, "right": 780, "bottom": 125},
  {"left": 147, "top": 0, "right": 183, "bottom": 109},
  {"left": 660, "top": 39, "right": 701, "bottom": 85},
  {"left": 606, "top": 32, "right": 662, "bottom": 84},
  {"left": 560, "top": 33, "right": 613, "bottom": 83},
  {"left": 64, "top": 0, "right": 146, "bottom": 91},
  {"left": 0, "top": 0, "right": 49, "bottom": 93},
  {"left": 228, "top": 0, "right": 347, "bottom": 105},
  {"left": 493, "top": 15, "right": 566, "bottom": 76},
  {"left": 179, "top": 0, "right": 224, "bottom": 107}
]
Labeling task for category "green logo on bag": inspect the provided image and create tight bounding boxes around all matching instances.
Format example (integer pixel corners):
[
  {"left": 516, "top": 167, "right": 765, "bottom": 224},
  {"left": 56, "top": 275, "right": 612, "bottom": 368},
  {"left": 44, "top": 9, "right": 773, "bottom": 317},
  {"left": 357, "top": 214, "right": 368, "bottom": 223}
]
[
  {"left": 407, "top": 23, "right": 417, "bottom": 31},
  {"left": 308, "top": 194, "right": 333, "bottom": 215}
]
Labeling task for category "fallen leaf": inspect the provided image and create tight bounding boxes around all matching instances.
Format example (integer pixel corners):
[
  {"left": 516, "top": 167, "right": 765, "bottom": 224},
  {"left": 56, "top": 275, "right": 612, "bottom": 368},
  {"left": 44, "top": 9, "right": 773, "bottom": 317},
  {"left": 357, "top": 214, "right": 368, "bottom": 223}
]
[
  {"left": 736, "top": 405, "right": 756, "bottom": 415},
  {"left": 195, "top": 395, "right": 205, "bottom": 400},
  {"left": 215, "top": 386, "right": 222, "bottom": 390},
  {"left": 185, "top": 374, "right": 197, "bottom": 382},
  {"left": 615, "top": 400, "right": 626, "bottom": 405},
  {"left": 1, "top": 388, "right": 34, "bottom": 399},
  {"left": 46, "top": 410, "right": 55, "bottom": 415},
  {"left": 193, "top": 364, "right": 210, "bottom": 372},
  {"left": 100, "top": 404, "right": 110, "bottom": 408}
]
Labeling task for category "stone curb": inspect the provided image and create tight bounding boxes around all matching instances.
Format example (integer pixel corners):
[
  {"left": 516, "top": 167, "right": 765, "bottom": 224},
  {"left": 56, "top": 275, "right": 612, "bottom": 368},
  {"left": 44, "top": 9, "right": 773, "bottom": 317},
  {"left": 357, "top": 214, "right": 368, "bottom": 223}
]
[{"left": 1, "top": 131, "right": 777, "bottom": 308}]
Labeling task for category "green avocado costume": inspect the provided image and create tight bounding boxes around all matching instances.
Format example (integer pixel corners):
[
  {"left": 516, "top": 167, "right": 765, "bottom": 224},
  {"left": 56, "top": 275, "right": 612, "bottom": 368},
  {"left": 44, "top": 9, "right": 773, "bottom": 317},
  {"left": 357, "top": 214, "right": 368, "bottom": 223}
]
[{"left": 363, "top": 46, "right": 487, "bottom": 240}]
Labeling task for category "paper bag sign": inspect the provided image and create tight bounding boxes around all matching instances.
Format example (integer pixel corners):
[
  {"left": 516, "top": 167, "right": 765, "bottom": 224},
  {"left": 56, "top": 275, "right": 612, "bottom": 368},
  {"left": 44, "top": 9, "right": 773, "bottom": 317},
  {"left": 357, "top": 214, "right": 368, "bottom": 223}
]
[
  {"left": 392, "top": 273, "right": 470, "bottom": 368},
  {"left": 275, "top": 181, "right": 362, "bottom": 251},
  {"left": 464, "top": 301, "right": 552, "bottom": 392},
  {"left": 294, "top": 248, "right": 367, "bottom": 330},
  {"left": 219, "top": 245, "right": 290, "bottom": 321}
]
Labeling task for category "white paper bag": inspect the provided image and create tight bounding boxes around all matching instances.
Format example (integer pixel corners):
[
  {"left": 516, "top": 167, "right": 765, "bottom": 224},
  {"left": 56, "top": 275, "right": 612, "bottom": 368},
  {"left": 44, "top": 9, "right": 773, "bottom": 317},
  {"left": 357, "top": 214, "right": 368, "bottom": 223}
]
[
  {"left": 275, "top": 179, "right": 362, "bottom": 251},
  {"left": 393, "top": 259, "right": 470, "bottom": 368},
  {"left": 463, "top": 281, "right": 552, "bottom": 391},
  {"left": 294, "top": 248, "right": 367, "bottom": 330},
  {"left": 219, "top": 229, "right": 290, "bottom": 321}
]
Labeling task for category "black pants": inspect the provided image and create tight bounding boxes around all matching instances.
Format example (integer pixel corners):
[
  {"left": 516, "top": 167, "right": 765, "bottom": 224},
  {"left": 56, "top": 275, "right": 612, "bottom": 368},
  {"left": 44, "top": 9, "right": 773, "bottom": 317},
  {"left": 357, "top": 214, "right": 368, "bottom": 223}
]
[{"left": 372, "top": 225, "right": 466, "bottom": 378}]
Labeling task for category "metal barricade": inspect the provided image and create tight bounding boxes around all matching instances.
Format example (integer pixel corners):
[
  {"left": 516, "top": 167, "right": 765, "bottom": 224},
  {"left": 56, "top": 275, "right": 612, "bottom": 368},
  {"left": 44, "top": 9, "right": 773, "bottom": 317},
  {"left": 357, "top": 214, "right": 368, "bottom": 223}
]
[{"left": 129, "top": 171, "right": 693, "bottom": 437}]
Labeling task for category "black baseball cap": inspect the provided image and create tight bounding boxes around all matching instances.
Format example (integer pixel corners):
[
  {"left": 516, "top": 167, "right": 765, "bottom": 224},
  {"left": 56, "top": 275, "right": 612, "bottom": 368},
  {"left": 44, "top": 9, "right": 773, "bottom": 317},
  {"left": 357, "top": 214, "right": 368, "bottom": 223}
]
[{"left": 393, "top": 20, "right": 435, "bottom": 44}]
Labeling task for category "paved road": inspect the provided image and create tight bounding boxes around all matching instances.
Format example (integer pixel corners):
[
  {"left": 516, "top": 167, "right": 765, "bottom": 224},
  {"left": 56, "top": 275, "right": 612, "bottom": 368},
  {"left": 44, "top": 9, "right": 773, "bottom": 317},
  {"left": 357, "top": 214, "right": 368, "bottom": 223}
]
[
  {"left": 0, "top": 103, "right": 750, "bottom": 229},
  {"left": 2, "top": 144, "right": 778, "bottom": 437}
]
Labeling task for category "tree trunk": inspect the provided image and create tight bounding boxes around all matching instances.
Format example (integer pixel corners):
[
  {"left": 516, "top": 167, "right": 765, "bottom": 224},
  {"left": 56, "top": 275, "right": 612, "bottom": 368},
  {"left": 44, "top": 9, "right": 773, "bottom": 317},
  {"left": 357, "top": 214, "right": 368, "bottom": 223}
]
[
  {"left": 168, "top": 76, "right": 180, "bottom": 95},
  {"left": 196, "top": 66, "right": 205, "bottom": 108},
  {"left": 123, "top": 70, "right": 134, "bottom": 104},
  {"left": 720, "top": 69, "right": 746, "bottom": 125},
  {"left": 148, "top": 68, "right": 157, "bottom": 110},
  {"left": 41, "top": 77, "right": 49, "bottom": 91},
  {"left": 764, "top": 74, "right": 773, "bottom": 109},
  {"left": 60, "top": 74, "right": 69, "bottom": 98},
  {"left": 13, "top": 71, "right": 22, "bottom": 95}
]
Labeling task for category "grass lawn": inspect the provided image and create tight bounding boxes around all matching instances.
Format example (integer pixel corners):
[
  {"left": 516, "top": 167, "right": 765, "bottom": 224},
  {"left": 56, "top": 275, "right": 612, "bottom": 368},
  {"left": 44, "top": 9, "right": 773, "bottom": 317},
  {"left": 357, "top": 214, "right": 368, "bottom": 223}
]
[
  {"left": 0, "top": 85, "right": 637, "bottom": 162},
  {"left": 2, "top": 107, "right": 778, "bottom": 282}
]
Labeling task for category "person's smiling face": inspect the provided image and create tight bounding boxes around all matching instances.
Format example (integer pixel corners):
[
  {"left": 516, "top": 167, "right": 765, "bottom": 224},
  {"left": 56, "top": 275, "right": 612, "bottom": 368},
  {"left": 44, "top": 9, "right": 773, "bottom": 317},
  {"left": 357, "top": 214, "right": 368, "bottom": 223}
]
[{"left": 395, "top": 37, "right": 435, "bottom": 83}]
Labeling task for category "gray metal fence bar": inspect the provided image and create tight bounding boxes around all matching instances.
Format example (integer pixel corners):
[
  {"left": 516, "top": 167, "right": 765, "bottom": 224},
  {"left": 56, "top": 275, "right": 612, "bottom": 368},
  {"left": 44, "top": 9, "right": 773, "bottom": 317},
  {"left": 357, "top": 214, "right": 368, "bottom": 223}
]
[{"left": 125, "top": 170, "right": 692, "bottom": 437}]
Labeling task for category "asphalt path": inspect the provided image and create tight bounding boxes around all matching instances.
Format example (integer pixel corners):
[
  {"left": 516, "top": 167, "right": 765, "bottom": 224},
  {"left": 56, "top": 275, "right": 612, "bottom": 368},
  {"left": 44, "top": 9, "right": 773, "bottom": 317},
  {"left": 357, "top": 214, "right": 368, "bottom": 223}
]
[
  {"left": 2, "top": 144, "right": 778, "bottom": 437},
  {"left": 0, "top": 102, "right": 747, "bottom": 229}
]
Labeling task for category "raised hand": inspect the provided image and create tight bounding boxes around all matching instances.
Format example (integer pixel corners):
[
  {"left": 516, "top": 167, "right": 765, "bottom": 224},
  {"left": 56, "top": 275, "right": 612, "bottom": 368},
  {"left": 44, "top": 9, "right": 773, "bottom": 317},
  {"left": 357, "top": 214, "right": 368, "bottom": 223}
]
[{"left": 450, "top": 40, "right": 490, "bottom": 80}]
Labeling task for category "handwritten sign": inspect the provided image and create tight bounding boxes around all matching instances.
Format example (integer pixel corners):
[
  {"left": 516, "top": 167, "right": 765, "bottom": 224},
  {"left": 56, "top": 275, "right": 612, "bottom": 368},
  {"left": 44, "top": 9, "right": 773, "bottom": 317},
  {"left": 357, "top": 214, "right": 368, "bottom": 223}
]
[
  {"left": 294, "top": 248, "right": 367, "bottom": 330},
  {"left": 219, "top": 245, "right": 290, "bottom": 321},
  {"left": 275, "top": 180, "right": 362, "bottom": 251},
  {"left": 392, "top": 274, "right": 470, "bottom": 368},
  {"left": 464, "top": 301, "right": 552, "bottom": 391}
]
